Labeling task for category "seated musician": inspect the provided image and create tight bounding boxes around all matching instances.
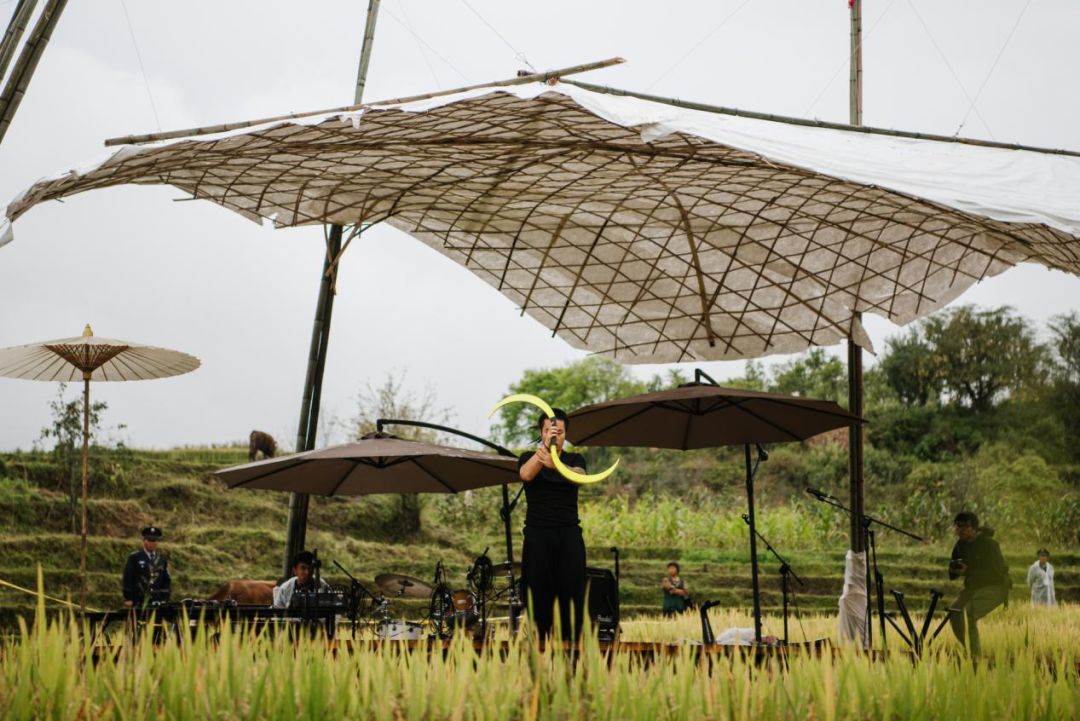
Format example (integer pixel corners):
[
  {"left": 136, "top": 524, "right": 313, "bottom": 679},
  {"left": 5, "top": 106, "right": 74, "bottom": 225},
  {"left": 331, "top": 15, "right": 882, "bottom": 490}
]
[{"left": 273, "top": 550, "right": 329, "bottom": 609}]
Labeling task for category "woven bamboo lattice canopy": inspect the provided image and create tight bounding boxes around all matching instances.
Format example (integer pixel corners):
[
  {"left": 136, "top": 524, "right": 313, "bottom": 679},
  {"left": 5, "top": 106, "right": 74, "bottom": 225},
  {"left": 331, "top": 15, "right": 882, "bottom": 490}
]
[{"left": 5, "top": 78, "right": 1080, "bottom": 363}]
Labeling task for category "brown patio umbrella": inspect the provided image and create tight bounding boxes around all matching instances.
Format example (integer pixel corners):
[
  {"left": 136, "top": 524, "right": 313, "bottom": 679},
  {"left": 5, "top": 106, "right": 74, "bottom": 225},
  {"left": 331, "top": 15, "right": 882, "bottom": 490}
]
[
  {"left": 215, "top": 432, "right": 518, "bottom": 495},
  {"left": 0, "top": 325, "right": 200, "bottom": 609},
  {"left": 567, "top": 373, "right": 862, "bottom": 642}
]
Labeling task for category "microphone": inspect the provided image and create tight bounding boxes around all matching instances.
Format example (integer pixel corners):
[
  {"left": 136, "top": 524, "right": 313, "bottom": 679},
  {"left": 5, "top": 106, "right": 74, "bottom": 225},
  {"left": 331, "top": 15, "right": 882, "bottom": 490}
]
[{"left": 741, "top": 513, "right": 750, "bottom": 524}]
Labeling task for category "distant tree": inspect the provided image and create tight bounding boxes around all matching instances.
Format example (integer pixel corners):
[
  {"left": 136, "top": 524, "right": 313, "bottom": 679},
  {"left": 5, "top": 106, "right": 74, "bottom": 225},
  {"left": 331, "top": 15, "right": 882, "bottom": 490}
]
[
  {"left": 879, "top": 327, "right": 941, "bottom": 407},
  {"left": 492, "top": 358, "right": 646, "bottom": 445},
  {"left": 1049, "top": 312, "right": 1080, "bottom": 461},
  {"left": 38, "top": 384, "right": 109, "bottom": 534},
  {"left": 1049, "top": 312, "right": 1080, "bottom": 385},
  {"left": 348, "top": 372, "right": 455, "bottom": 534},
  {"left": 770, "top": 348, "right": 846, "bottom": 403},
  {"left": 922, "top": 306, "right": 1048, "bottom": 411}
]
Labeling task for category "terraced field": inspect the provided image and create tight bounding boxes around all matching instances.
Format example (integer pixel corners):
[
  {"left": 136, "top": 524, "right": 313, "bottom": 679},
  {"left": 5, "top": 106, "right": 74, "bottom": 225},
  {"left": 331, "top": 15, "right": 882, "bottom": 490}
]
[{"left": 1, "top": 448, "right": 1075, "bottom": 625}]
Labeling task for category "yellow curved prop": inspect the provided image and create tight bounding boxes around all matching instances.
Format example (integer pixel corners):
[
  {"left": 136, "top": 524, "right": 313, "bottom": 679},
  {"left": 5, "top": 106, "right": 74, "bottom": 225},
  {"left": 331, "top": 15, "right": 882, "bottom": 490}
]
[{"left": 490, "top": 393, "right": 619, "bottom": 485}]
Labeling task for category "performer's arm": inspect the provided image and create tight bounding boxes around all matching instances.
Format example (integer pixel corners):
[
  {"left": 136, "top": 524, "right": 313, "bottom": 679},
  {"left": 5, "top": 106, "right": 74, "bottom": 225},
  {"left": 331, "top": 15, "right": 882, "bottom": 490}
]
[{"left": 662, "top": 577, "right": 673, "bottom": 592}]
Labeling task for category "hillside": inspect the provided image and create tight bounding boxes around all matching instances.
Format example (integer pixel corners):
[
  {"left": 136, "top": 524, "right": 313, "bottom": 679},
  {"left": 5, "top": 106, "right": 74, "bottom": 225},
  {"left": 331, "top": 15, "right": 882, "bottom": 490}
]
[{"left": 0, "top": 446, "right": 1075, "bottom": 625}]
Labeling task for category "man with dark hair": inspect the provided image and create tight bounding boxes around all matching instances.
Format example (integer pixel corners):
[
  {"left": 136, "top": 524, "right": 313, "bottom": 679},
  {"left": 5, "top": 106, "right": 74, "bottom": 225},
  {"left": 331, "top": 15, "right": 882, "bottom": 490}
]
[
  {"left": 518, "top": 408, "right": 588, "bottom": 641},
  {"left": 1026, "top": 549, "right": 1057, "bottom": 606},
  {"left": 272, "top": 550, "right": 329, "bottom": 609},
  {"left": 947, "top": 511, "right": 1010, "bottom": 656},
  {"left": 122, "top": 526, "right": 172, "bottom": 609}
]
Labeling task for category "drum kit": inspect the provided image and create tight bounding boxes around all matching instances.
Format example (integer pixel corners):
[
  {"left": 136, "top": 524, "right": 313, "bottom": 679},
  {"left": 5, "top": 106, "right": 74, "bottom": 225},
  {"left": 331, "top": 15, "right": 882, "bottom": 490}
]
[{"left": 342, "top": 553, "right": 523, "bottom": 641}]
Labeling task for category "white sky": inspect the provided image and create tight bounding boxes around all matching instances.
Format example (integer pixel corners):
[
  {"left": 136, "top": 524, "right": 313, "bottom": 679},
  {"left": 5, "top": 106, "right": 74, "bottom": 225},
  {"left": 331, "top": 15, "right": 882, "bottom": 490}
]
[{"left": 1, "top": 0, "right": 1078, "bottom": 451}]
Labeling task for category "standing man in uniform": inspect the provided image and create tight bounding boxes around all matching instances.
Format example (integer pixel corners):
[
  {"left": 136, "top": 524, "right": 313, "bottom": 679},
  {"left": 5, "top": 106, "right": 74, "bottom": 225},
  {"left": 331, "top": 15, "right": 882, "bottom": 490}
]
[
  {"left": 947, "top": 511, "right": 1010, "bottom": 656},
  {"left": 518, "top": 408, "right": 588, "bottom": 642},
  {"left": 122, "top": 525, "right": 172, "bottom": 609}
]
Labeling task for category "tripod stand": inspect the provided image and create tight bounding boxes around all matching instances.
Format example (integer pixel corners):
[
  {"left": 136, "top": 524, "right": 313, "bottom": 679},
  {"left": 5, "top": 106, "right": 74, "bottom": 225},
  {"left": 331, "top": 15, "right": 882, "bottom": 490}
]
[
  {"left": 741, "top": 514, "right": 804, "bottom": 644},
  {"left": 805, "top": 488, "right": 922, "bottom": 650}
]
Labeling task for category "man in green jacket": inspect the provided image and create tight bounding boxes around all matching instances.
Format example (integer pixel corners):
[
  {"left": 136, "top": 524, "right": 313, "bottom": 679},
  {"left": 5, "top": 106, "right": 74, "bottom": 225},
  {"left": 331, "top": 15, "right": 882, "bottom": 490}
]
[{"left": 947, "top": 511, "right": 1010, "bottom": 656}]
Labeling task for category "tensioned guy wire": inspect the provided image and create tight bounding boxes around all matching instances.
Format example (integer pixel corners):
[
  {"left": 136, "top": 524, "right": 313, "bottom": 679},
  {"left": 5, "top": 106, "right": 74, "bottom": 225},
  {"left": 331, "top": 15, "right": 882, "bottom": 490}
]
[
  {"left": 382, "top": 1, "right": 471, "bottom": 83},
  {"left": 955, "top": 0, "right": 1033, "bottom": 136},
  {"left": 907, "top": 0, "right": 997, "bottom": 140},
  {"left": 459, "top": 0, "right": 535, "bottom": 73},
  {"left": 646, "top": 0, "right": 757, "bottom": 92},
  {"left": 117, "top": 0, "right": 160, "bottom": 131}
]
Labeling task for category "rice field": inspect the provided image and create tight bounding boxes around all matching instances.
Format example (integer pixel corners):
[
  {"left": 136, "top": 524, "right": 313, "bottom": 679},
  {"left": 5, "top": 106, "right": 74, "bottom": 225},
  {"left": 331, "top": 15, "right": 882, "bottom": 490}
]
[{"left": 2, "top": 586, "right": 1077, "bottom": 721}]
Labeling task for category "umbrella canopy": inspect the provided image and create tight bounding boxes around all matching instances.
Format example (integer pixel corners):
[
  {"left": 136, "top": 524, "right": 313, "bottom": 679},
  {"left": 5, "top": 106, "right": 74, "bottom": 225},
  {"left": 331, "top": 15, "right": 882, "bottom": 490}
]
[
  {"left": 567, "top": 381, "right": 863, "bottom": 643},
  {"left": 216, "top": 433, "right": 519, "bottom": 495},
  {"left": 0, "top": 325, "right": 200, "bottom": 610},
  {"left": 0, "top": 327, "right": 201, "bottom": 381},
  {"left": 567, "top": 384, "right": 861, "bottom": 449},
  {"left": 4, "top": 82, "right": 1080, "bottom": 363}
]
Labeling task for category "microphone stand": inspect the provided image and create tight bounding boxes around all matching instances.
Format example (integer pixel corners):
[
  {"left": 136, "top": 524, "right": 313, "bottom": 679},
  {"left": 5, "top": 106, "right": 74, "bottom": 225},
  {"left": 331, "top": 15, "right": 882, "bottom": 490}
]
[
  {"left": 741, "top": 514, "right": 804, "bottom": 645},
  {"left": 804, "top": 488, "right": 922, "bottom": 650},
  {"left": 333, "top": 559, "right": 380, "bottom": 640}
]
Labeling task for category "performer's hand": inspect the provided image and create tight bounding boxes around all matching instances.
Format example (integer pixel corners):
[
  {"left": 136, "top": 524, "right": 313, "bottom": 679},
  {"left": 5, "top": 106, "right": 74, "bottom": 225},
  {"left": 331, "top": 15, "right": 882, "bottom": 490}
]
[
  {"left": 534, "top": 445, "right": 554, "bottom": 468},
  {"left": 123, "top": 600, "right": 133, "bottom": 608},
  {"left": 952, "top": 561, "right": 968, "bottom": 575}
]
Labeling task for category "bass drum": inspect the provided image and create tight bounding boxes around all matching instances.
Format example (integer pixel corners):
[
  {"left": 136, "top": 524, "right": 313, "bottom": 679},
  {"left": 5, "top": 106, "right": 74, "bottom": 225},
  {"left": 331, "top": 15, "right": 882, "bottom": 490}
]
[
  {"left": 377, "top": 620, "right": 424, "bottom": 641},
  {"left": 449, "top": 589, "right": 478, "bottom": 628}
]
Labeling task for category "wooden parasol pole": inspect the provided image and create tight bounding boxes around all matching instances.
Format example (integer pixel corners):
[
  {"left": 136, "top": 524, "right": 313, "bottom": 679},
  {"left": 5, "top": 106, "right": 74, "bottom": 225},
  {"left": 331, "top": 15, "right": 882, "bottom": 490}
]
[
  {"left": 282, "top": 1, "right": 381, "bottom": 578},
  {"left": 0, "top": 0, "right": 68, "bottom": 146},
  {"left": 80, "top": 371, "right": 89, "bottom": 611}
]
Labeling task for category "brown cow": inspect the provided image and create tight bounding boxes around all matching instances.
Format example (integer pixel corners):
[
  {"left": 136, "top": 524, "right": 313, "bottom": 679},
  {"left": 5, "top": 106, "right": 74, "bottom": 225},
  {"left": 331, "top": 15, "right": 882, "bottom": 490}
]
[
  {"left": 248, "top": 430, "right": 277, "bottom": 462},
  {"left": 207, "top": 579, "right": 275, "bottom": 605}
]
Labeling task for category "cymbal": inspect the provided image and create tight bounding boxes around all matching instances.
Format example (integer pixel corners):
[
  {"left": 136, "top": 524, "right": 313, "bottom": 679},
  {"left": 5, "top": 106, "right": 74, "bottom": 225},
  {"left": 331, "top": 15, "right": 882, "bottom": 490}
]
[
  {"left": 491, "top": 561, "right": 522, "bottom": 576},
  {"left": 374, "top": 573, "right": 433, "bottom": 599}
]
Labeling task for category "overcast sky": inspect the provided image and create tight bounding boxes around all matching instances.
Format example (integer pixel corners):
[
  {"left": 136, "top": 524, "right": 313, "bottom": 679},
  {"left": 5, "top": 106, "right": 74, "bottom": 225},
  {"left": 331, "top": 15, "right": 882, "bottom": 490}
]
[{"left": 1, "top": 0, "right": 1078, "bottom": 452}]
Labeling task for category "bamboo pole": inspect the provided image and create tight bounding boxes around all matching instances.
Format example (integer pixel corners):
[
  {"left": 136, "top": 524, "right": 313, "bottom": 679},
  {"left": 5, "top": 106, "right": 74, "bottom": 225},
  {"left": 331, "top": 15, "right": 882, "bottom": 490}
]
[
  {"left": 563, "top": 79, "right": 1080, "bottom": 159},
  {"left": 0, "top": 0, "right": 37, "bottom": 85},
  {"left": 0, "top": 0, "right": 68, "bottom": 146},
  {"left": 282, "top": 0, "right": 384, "bottom": 577},
  {"left": 847, "top": 0, "right": 866, "bottom": 559},
  {"left": 282, "top": 224, "right": 342, "bottom": 577},
  {"left": 103, "top": 57, "right": 626, "bottom": 147}
]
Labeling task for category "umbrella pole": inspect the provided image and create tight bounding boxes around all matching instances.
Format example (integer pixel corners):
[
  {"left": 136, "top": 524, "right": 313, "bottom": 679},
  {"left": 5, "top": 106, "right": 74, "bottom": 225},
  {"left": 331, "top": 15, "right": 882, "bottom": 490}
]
[
  {"left": 500, "top": 482, "right": 519, "bottom": 633},
  {"left": 744, "top": 444, "right": 762, "bottom": 643},
  {"left": 80, "top": 373, "right": 89, "bottom": 612}
]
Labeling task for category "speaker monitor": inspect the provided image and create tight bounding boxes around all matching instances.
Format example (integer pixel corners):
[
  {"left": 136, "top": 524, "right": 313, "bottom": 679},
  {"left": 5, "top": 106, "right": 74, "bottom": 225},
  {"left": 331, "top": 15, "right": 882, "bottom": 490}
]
[{"left": 585, "top": 567, "right": 619, "bottom": 634}]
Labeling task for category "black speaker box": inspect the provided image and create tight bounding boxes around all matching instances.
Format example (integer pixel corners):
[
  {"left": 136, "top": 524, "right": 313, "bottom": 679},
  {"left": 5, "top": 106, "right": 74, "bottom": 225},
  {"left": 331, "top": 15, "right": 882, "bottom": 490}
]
[{"left": 585, "top": 567, "right": 619, "bottom": 639}]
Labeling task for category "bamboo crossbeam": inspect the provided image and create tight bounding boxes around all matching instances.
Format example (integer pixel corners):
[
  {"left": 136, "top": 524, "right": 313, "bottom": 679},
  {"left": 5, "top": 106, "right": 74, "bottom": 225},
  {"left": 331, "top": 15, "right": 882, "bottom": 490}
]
[
  {"left": 563, "top": 79, "right": 1080, "bottom": 159},
  {"left": 104, "top": 57, "right": 626, "bottom": 147}
]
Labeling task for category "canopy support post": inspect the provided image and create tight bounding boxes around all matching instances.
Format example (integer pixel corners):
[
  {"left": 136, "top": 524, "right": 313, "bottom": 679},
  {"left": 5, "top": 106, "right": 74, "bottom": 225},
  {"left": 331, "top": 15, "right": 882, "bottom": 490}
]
[
  {"left": 0, "top": 0, "right": 68, "bottom": 146},
  {"left": 847, "top": 0, "right": 866, "bottom": 556},
  {"left": 282, "top": 1, "right": 382, "bottom": 578}
]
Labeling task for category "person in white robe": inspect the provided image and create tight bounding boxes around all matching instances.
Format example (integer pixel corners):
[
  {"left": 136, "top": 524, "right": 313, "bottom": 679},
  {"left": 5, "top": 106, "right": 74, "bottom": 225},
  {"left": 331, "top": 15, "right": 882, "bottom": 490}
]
[{"left": 1026, "top": 549, "right": 1056, "bottom": 606}]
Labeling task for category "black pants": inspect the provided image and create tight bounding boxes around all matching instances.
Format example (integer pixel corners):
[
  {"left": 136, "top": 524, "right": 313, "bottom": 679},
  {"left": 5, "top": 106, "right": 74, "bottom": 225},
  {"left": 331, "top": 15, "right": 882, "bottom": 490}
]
[{"left": 521, "top": 525, "right": 586, "bottom": 641}]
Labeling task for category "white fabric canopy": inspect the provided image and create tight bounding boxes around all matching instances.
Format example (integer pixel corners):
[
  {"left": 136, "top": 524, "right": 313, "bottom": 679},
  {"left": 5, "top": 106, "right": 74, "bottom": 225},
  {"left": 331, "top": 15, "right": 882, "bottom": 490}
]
[{"left": 4, "top": 82, "right": 1079, "bottom": 362}]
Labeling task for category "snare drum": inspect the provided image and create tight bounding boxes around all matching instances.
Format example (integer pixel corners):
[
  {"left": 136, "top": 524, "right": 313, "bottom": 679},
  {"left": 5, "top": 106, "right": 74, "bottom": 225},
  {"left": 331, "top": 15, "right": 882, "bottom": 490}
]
[{"left": 376, "top": 620, "right": 424, "bottom": 641}]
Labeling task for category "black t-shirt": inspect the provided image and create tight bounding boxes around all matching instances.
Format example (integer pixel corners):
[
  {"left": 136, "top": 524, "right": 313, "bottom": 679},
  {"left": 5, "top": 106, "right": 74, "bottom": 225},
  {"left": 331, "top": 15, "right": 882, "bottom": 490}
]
[{"left": 518, "top": 450, "right": 587, "bottom": 528}]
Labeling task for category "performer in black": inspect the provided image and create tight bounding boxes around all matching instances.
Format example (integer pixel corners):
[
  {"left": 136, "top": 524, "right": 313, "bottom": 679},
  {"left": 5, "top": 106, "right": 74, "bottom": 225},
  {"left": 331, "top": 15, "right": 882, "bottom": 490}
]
[
  {"left": 122, "top": 526, "right": 172, "bottom": 609},
  {"left": 518, "top": 408, "right": 588, "bottom": 641},
  {"left": 947, "top": 511, "right": 1010, "bottom": 656}
]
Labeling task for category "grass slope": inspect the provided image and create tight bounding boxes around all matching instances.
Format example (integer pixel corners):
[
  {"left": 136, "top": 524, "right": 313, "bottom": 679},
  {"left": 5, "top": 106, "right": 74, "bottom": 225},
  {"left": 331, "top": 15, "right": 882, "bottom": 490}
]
[{"left": 0, "top": 447, "right": 1075, "bottom": 624}]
